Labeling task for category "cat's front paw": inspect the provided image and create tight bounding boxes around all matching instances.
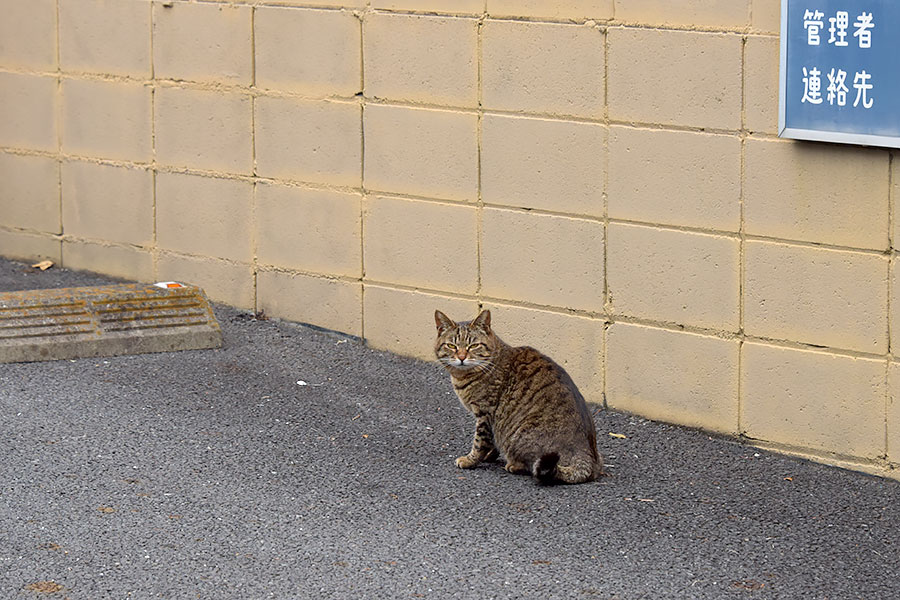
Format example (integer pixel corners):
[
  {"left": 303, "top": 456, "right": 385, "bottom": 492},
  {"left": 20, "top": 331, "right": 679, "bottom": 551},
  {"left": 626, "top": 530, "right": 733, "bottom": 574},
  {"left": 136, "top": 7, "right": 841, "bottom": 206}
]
[{"left": 455, "top": 455, "right": 479, "bottom": 469}]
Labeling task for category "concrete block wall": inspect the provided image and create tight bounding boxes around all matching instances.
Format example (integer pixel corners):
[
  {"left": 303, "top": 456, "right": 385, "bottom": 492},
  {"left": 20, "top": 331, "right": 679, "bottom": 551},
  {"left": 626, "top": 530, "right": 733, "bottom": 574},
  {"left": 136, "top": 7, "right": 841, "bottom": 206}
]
[{"left": 1, "top": 0, "right": 898, "bottom": 477}]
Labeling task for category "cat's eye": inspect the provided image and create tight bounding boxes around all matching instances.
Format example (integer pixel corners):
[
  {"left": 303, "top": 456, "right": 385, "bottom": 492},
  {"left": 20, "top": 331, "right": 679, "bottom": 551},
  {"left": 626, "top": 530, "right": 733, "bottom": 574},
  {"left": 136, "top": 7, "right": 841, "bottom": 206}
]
[
  {"left": 469, "top": 343, "right": 486, "bottom": 350},
  {"left": 445, "top": 343, "right": 457, "bottom": 350}
]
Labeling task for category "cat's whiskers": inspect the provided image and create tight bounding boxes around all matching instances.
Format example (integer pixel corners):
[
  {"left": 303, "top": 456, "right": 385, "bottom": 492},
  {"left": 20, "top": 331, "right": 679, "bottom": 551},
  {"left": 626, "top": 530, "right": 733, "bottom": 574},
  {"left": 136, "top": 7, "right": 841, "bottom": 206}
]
[{"left": 471, "top": 358, "right": 499, "bottom": 377}]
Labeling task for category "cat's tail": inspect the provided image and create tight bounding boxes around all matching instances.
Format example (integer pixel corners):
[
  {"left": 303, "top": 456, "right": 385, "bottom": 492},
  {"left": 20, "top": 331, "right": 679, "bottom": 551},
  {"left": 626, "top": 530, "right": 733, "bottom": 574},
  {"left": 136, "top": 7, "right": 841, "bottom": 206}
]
[{"left": 533, "top": 452, "right": 560, "bottom": 485}]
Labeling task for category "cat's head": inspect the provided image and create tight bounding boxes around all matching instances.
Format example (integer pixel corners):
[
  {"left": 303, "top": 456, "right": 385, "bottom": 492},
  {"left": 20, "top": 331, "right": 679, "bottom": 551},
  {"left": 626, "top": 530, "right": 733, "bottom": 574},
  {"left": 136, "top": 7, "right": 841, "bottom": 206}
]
[{"left": 434, "top": 309, "right": 499, "bottom": 372}]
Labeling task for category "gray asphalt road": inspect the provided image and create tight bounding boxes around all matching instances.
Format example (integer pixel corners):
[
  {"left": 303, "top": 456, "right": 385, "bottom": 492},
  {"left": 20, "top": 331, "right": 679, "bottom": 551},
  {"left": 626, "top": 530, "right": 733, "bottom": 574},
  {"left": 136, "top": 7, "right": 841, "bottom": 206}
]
[{"left": 1, "top": 257, "right": 898, "bottom": 600}]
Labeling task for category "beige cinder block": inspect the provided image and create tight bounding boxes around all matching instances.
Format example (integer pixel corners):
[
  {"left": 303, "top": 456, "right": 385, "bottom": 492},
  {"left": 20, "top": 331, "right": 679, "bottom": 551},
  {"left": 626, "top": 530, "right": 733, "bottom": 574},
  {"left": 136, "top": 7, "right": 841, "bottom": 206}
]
[
  {"left": 606, "top": 323, "right": 739, "bottom": 434},
  {"left": 255, "top": 7, "right": 360, "bottom": 96},
  {"left": 608, "top": 28, "right": 742, "bottom": 130},
  {"left": 482, "top": 20, "right": 604, "bottom": 119},
  {"left": 0, "top": 229, "right": 60, "bottom": 263},
  {"left": 607, "top": 223, "right": 740, "bottom": 331},
  {"left": 481, "top": 208, "right": 604, "bottom": 312},
  {"left": 364, "top": 104, "right": 477, "bottom": 201},
  {"left": 363, "top": 284, "right": 478, "bottom": 360},
  {"left": 742, "top": 342, "right": 886, "bottom": 458},
  {"left": 743, "top": 36, "right": 780, "bottom": 135},
  {"left": 365, "top": 13, "right": 477, "bottom": 107},
  {"left": 256, "top": 183, "right": 361, "bottom": 277},
  {"left": 255, "top": 97, "right": 361, "bottom": 187},
  {"left": 751, "top": 0, "right": 781, "bottom": 33},
  {"left": 372, "top": 0, "right": 483, "bottom": 12},
  {"left": 0, "top": 73, "right": 57, "bottom": 152},
  {"left": 61, "top": 79, "right": 152, "bottom": 162},
  {"left": 63, "top": 240, "right": 154, "bottom": 282},
  {"left": 481, "top": 115, "right": 605, "bottom": 217},
  {"left": 484, "top": 302, "right": 605, "bottom": 404},
  {"left": 152, "top": 1, "right": 251, "bottom": 85},
  {"left": 614, "top": 0, "right": 750, "bottom": 28},
  {"left": 889, "top": 362, "right": 900, "bottom": 463},
  {"left": 607, "top": 127, "right": 741, "bottom": 231},
  {"left": 154, "top": 86, "right": 252, "bottom": 174},
  {"left": 0, "top": 0, "right": 56, "bottom": 70},
  {"left": 61, "top": 162, "right": 153, "bottom": 246},
  {"left": 364, "top": 196, "right": 478, "bottom": 293},
  {"left": 258, "top": 270, "right": 362, "bottom": 337},
  {"left": 744, "top": 240, "right": 888, "bottom": 354},
  {"left": 487, "top": 0, "right": 613, "bottom": 20},
  {"left": 59, "top": 0, "right": 151, "bottom": 77},
  {"left": 157, "top": 253, "right": 254, "bottom": 309},
  {"left": 156, "top": 173, "right": 253, "bottom": 263},
  {"left": 744, "top": 139, "right": 889, "bottom": 250},
  {"left": 0, "top": 153, "right": 59, "bottom": 233}
]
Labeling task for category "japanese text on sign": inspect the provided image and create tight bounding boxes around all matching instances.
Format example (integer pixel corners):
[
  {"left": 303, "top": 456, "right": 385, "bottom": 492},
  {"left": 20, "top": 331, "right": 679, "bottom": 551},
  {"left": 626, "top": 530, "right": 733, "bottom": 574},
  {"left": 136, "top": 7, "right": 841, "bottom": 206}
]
[{"left": 800, "top": 10, "right": 874, "bottom": 109}]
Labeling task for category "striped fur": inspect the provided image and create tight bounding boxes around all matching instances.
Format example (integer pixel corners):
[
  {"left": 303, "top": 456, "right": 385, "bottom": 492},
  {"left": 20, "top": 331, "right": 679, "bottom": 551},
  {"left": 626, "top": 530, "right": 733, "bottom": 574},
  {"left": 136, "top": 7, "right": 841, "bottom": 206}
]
[{"left": 435, "top": 309, "right": 602, "bottom": 485}]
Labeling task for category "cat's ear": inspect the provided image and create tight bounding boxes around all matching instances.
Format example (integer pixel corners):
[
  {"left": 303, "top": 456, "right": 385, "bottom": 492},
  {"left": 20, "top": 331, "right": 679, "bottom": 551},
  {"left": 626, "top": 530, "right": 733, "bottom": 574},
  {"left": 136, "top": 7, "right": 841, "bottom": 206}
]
[
  {"left": 435, "top": 310, "right": 455, "bottom": 334},
  {"left": 472, "top": 309, "right": 491, "bottom": 331}
]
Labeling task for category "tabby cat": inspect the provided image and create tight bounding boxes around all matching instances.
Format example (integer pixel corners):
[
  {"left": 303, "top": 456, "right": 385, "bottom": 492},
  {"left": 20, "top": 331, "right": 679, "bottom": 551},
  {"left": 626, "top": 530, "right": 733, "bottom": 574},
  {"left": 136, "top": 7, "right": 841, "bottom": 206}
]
[{"left": 434, "top": 309, "right": 602, "bottom": 485}]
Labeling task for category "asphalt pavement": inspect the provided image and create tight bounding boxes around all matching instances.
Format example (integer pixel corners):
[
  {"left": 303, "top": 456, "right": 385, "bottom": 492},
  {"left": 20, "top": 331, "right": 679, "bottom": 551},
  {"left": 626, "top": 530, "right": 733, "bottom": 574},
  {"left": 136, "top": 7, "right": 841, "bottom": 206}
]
[{"left": 1, "top": 257, "right": 898, "bottom": 600}]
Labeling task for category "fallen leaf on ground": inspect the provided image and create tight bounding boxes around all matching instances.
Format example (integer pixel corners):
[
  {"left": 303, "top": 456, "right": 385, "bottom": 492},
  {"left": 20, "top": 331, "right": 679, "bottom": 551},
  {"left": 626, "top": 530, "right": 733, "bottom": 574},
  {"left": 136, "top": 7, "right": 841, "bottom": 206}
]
[
  {"left": 38, "top": 542, "right": 62, "bottom": 551},
  {"left": 31, "top": 260, "right": 54, "bottom": 271},
  {"left": 24, "top": 581, "right": 64, "bottom": 594},
  {"left": 732, "top": 580, "right": 765, "bottom": 590},
  {"left": 97, "top": 506, "right": 116, "bottom": 514},
  {"left": 784, "top": 477, "right": 793, "bottom": 481},
  {"left": 532, "top": 560, "right": 552, "bottom": 565},
  {"left": 608, "top": 432, "right": 627, "bottom": 439}
]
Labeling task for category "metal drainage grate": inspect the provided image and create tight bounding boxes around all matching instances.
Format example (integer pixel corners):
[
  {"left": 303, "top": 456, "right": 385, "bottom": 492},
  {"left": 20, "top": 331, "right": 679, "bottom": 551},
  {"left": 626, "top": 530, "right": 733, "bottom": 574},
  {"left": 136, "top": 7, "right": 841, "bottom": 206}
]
[{"left": 0, "top": 282, "right": 223, "bottom": 364}]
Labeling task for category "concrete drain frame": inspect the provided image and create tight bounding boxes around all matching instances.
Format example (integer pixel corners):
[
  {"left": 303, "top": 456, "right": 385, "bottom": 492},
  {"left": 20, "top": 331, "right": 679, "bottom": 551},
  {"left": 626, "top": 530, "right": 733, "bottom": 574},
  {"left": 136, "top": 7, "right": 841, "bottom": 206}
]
[{"left": 0, "top": 283, "right": 222, "bottom": 364}]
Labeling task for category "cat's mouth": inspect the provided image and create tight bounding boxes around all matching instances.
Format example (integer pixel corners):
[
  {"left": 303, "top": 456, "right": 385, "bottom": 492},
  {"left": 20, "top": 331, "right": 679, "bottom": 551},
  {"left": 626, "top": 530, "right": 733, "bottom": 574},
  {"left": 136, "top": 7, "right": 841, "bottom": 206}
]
[
  {"left": 451, "top": 358, "right": 488, "bottom": 372},
  {"left": 439, "top": 356, "right": 488, "bottom": 372}
]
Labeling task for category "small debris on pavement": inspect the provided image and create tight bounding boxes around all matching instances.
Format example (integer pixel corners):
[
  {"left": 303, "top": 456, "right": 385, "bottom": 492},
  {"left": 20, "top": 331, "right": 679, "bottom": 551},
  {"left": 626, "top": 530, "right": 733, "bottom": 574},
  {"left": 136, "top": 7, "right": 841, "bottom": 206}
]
[
  {"left": 38, "top": 543, "right": 62, "bottom": 551},
  {"left": 24, "top": 581, "right": 64, "bottom": 594},
  {"left": 609, "top": 432, "right": 627, "bottom": 439},
  {"left": 30, "top": 260, "right": 54, "bottom": 271}
]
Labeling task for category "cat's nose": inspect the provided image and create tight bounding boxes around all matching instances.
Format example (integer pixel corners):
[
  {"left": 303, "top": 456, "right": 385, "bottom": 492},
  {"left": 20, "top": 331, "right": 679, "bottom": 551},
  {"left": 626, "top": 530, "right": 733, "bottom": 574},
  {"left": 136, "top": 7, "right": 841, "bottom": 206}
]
[{"left": 456, "top": 349, "right": 468, "bottom": 362}]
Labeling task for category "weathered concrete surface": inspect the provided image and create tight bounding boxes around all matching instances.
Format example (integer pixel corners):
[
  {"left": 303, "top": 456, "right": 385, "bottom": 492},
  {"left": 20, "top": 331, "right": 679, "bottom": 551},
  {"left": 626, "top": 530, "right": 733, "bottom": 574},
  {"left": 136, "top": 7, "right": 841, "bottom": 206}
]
[
  {"left": 0, "top": 283, "right": 221, "bottom": 363},
  {"left": 1, "top": 257, "right": 898, "bottom": 600}
]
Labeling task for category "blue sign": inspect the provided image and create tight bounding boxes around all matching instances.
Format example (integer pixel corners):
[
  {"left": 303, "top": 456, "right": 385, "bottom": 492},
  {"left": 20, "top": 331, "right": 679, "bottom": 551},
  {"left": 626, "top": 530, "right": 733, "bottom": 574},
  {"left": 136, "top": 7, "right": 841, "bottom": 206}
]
[{"left": 779, "top": 0, "right": 900, "bottom": 148}]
